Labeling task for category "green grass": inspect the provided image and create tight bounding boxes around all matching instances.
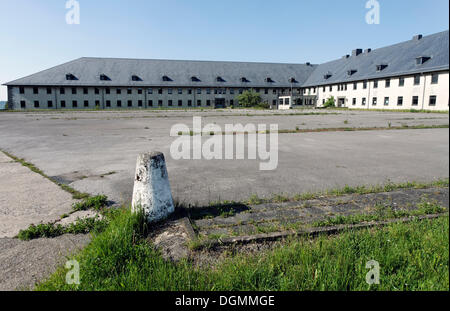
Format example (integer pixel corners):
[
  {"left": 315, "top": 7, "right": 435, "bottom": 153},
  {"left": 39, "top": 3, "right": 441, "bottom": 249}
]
[
  {"left": 176, "top": 124, "right": 449, "bottom": 136},
  {"left": 72, "top": 195, "right": 108, "bottom": 212},
  {"left": 18, "top": 195, "right": 110, "bottom": 241},
  {"left": 36, "top": 208, "right": 449, "bottom": 291},
  {"left": 329, "top": 108, "right": 449, "bottom": 114},
  {"left": 174, "top": 179, "right": 448, "bottom": 222},
  {"left": 18, "top": 216, "right": 109, "bottom": 241},
  {"left": 242, "top": 179, "right": 449, "bottom": 206},
  {"left": 314, "top": 199, "right": 447, "bottom": 227}
]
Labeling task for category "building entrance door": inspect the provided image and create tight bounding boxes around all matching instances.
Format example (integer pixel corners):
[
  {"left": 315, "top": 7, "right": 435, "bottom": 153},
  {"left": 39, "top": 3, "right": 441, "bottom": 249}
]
[
  {"left": 337, "top": 97, "right": 346, "bottom": 107},
  {"left": 214, "top": 98, "right": 226, "bottom": 109}
]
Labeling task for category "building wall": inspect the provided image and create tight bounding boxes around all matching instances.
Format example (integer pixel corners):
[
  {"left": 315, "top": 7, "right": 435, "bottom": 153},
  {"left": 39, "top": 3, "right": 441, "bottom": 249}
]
[
  {"left": 8, "top": 86, "right": 284, "bottom": 110},
  {"left": 314, "top": 70, "right": 449, "bottom": 111},
  {"left": 8, "top": 71, "right": 449, "bottom": 111}
]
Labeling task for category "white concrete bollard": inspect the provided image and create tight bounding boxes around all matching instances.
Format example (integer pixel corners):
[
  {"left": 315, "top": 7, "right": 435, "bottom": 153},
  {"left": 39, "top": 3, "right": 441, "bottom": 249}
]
[{"left": 132, "top": 152, "right": 175, "bottom": 223}]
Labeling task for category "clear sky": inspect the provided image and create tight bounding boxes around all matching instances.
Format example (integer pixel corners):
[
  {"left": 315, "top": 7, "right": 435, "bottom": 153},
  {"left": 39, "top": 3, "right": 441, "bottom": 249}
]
[{"left": 0, "top": 0, "right": 448, "bottom": 100}]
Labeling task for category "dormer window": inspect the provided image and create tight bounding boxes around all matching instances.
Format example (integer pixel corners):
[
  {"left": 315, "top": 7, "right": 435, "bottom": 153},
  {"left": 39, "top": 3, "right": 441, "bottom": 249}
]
[
  {"left": 347, "top": 69, "right": 357, "bottom": 76},
  {"left": 240, "top": 77, "right": 250, "bottom": 83},
  {"left": 66, "top": 73, "right": 77, "bottom": 81},
  {"left": 289, "top": 77, "right": 298, "bottom": 83},
  {"left": 376, "top": 64, "right": 388, "bottom": 71},
  {"left": 323, "top": 73, "right": 332, "bottom": 80},
  {"left": 216, "top": 76, "right": 225, "bottom": 82},
  {"left": 100, "top": 74, "right": 110, "bottom": 81},
  {"left": 265, "top": 77, "right": 274, "bottom": 83},
  {"left": 162, "top": 75, "right": 172, "bottom": 82},
  {"left": 132, "top": 75, "right": 142, "bottom": 81},
  {"left": 416, "top": 56, "right": 431, "bottom": 65},
  {"left": 191, "top": 76, "right": 201, "bottom": 82}
]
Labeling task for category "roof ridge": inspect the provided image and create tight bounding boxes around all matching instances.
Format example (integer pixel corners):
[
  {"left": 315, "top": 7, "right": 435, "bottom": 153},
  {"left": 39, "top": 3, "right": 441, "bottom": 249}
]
[
  {"left": 314, "top": 29, "right": 449, "bottom": 68},
  {"left": 78, "top": 57, "right": 316, "bottom": 66},
  {"left": 302, "top": 30, "right": 449, "bottom": 86}
]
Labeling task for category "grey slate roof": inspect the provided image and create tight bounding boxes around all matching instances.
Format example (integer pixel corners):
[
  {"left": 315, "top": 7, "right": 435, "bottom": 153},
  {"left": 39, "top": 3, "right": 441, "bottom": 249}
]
[
  {"left": 302, "top": 30, "right": 449, "bottom": 87},
  {"left": 4, "top": 30, "right": 448, "bottom": 89},
  {"left": 3, "top": 58, "right": 317, "bottom": 88}
]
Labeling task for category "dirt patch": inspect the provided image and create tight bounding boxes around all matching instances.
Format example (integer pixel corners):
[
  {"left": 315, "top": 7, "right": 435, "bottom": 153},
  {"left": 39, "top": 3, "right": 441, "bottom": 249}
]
[{"left": 146, "top": 218, "right": 195, "bottom": 262}]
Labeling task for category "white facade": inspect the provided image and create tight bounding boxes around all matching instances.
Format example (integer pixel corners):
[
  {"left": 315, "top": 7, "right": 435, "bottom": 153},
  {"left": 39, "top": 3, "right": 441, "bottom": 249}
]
[{"left": 310, "top": 71, "right": 448, "bottom": 111}]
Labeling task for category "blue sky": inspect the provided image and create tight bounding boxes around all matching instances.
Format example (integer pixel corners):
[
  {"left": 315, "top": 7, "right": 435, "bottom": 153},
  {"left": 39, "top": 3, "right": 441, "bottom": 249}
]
[{"left": 0, "top": 0, "right": 448, "bottom": 100}]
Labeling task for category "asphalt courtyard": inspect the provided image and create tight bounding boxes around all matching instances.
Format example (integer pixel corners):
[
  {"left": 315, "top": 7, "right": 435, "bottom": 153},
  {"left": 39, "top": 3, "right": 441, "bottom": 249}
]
[{"left": 0, "top": 109, "right": 448, "bottom": 207}]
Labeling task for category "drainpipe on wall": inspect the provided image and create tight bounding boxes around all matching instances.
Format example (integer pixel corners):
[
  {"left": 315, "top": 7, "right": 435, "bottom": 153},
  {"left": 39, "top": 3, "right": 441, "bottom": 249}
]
[
  {"left": 316, "top": 86, "right": 320, "bottom": 108},
  {"left": 54, "top": 87, "right": 58, "bottom": 110},
  {"left": 101, "top": 88, "right": 105, "bottom": 109},
  {"left": 367, "top": 80, "right": 371, "bottom": 110},
  {"left": 194, "top": 88, "right": 196, "bottom": 109},
  {"left": 421, "top": 73, "right": 427, "bottom": 110},
  {"left": 144, "top": 87, "right": 148, "bottom": 109}
]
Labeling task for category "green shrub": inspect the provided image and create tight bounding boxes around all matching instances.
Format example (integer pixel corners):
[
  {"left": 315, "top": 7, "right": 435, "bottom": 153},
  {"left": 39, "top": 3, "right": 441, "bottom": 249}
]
[
  {"left": 236, "top": 90, "right": 262, "bottom": 108},
  {"left": 323, "top": 96, "right": 336, "bottom": 108}
]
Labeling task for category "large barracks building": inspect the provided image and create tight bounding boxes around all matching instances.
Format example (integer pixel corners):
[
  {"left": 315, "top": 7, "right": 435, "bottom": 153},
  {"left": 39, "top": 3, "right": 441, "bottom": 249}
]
[{"left": 4, "top": 30, "right": 449, "bottom": 111}]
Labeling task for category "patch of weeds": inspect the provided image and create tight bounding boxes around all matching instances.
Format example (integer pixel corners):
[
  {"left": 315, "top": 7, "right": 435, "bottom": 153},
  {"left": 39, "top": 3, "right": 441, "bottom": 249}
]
[
  {"left": 255, "top": 223, "right": 280, "bottom": 234},
  {"left": 344, "top": 120, "right": 349, "bottom": 125},
  {"left": 301, "top": 201, "right": 313, "bottom": 209},
  {"left": 187, "top": 239, "right": 204, "bottom": 251},
  {"left": 17, "top": 216, "right": 109, "bottom": 241},
  {"left": 207, "top": 233, "right": 227, "bottom": 240},
  {"left": 64, "top": 217, "right": 109, "bottom": 235},
  {"left": 247, "top": 194, "right": 265, "bottom": 205},
  {"left": 59, "top": 184, "right": 90, "bottom": 200},
  {"left": 293, "top": 192, "right": 317, "bottom": 201},
  {"left": 219, "top": 208, "right": 236, "bottom": 218},
  {"left": 416, "top": 199, "right": 446, "bottom": 215},
  {"left": 272, "top": 194, "right": 290, "bottom": 203},
  {"left": 72, "top": 195, "right": 108, "bottom": 212},
  {"left": 314, "top": 200, "right": 447, "bottom": 228},
  {"left": 60, "top": 214, "right": 69, "bottom": 219},
  {"left": 18, "top": 223, "right": 64, "bottom": 241}
]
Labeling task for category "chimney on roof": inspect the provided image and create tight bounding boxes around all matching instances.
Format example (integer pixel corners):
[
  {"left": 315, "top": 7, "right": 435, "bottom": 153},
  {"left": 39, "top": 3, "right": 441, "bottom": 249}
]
[
  {"left": 413, "top": 34, "right": 423, "bottom": 41},
  {"left": 306, "top": 62, "right": 311, "bottom": 66},
  {"left": 342, "top": 54, "right": 350, "bottom": 59},
  {"left": 364, "top": 48, "right": 372, "bottom": 54},
  {"left": 352, "top": 49, "right": 363, "bottom": 56}
]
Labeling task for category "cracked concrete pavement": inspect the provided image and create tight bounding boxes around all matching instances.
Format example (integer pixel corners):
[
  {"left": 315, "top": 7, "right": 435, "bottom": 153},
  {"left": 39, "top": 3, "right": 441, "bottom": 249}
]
[
  {"left": 0, "top": 109, "right": 448, "bottom": 290},
  {"left": 0, "top": 152, "right": 76, "bottom": 238},
  {"left": 0, "top": 110, "right": 447, "bottom": 206},
  {"left": 0, "top": 152, "right": 91, "bottom": 290}
]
